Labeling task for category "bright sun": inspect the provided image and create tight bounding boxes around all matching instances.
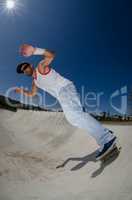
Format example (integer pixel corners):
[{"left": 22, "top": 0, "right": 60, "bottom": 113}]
[
  {"left": 0, "top": 0, "right": 23, "bottom": 17},
  {"left": 6, "top": 0, "right": 15, "bottom": 10}
]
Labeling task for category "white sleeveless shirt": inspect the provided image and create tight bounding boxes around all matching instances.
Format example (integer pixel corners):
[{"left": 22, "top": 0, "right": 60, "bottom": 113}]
[{"left": 33, "top": 66, "right": 72, "bottom": 98}]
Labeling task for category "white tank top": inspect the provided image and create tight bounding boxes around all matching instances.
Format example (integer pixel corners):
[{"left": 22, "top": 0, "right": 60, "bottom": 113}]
[{"left": 33, "top": 66, "right": 72, "bottom": 98}]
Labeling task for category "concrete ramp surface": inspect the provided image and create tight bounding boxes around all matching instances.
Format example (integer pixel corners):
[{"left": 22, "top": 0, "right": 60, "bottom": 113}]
[{"left": 0, "top": 109, "right": 131, "bottom": 200}]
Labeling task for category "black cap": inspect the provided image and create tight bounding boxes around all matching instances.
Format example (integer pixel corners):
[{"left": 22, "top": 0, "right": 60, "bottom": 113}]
[{"left": 16, "top": 62, "right": 30, "bottom": 74}]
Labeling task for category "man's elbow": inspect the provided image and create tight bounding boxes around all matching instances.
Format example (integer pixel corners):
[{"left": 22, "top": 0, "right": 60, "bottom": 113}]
[
  {"left": 51, "top": 53, "right": 55, "bottom": 61},
  {"left": 49, "top": 51, "right": 56, "bottom": 59},
  {"left": 45, "top": 49, "right": 56, "bottom": 59}
]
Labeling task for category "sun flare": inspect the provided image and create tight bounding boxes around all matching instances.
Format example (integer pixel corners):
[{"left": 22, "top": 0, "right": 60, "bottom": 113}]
[{"left": 6, "top": 0, "right": 15, "bottom": 10}]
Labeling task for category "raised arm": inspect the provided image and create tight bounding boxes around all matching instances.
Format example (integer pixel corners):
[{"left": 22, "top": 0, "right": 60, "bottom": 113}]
[
  {"left": 41, "top": 49, "right": 55, "bottom": 66},
  {"left": 15, "top": 81, "right": 38, "bottom": 97},
  {"left": 20, "top": 44, "right": 55, "bottom": 66}
]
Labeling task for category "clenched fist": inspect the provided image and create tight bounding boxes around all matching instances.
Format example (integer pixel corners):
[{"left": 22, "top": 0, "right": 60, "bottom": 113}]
[{"left": 19, "top": 44, "right": 35, "bottom": 57}]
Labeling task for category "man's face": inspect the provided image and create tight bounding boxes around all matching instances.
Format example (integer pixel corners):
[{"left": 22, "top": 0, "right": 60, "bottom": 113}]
[{"left": 23, "top": 65, "right": 33, "bottom": 76}]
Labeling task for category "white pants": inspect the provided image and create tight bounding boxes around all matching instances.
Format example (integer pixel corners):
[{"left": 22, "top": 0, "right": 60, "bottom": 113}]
[{"left": 58, "top": 82, "right": 114, "bottom": 148}]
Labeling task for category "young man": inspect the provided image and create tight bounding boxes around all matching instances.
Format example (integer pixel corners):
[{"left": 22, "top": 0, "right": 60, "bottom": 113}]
[{"left": 15, "top": 44, "right": 117, "bottom": 160}]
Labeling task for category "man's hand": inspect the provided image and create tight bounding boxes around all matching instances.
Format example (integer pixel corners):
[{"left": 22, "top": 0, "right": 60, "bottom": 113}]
[
  {"left": 14, "top": 82, "right": 37, "bottom": 97},
  {"left": 19, "top": 44, "right": 35, "bottom": 57},
  {"left": 15, "top": 87, "right": 24, "bottom": 94}
]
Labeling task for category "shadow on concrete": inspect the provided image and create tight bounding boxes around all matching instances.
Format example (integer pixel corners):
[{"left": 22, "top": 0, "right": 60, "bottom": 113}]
[{"left": 56, "top": 149, "right": 120, "bottom": 178}]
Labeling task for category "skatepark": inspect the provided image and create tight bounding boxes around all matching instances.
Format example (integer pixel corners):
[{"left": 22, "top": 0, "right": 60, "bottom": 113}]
[{"left": 0, "top": 109, "right": 131, "bottom": 200}]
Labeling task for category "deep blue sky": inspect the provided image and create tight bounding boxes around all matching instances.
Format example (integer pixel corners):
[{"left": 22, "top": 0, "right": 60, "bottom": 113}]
[{"left": 0, "top": 0, "right": 131, "bottom": 114}]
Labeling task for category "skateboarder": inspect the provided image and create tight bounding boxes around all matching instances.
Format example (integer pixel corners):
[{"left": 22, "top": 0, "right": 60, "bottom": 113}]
[{"left": 15, "top": 44, "right": 117, "bottom": 160}]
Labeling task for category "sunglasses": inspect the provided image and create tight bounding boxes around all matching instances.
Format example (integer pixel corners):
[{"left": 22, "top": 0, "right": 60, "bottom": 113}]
[{"left": 22, "top": 64, "right": 30, "bottom": 72}]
